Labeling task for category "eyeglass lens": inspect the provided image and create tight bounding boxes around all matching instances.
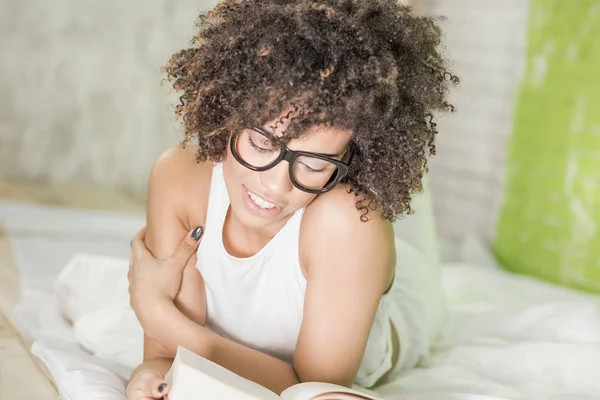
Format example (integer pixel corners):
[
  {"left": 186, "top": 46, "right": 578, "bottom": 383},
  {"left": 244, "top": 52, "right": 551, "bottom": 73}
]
[{"left": 234, "top": 128, "right": 341, "bottom": 191}]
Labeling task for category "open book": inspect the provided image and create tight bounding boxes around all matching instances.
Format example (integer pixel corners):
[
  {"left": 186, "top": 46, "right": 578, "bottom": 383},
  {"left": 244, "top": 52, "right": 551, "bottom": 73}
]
[{"left": 165, "top": 346, "right": 384, "bottom": 400}]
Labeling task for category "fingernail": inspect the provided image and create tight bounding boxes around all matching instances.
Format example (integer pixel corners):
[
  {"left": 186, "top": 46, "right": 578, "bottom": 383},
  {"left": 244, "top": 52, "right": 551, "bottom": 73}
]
[
  {"left": 191, "top": 226, "right": 204, "bottom": 241},
  {"left": 158, "top": 382, "right": 167, "bottom": 393}
]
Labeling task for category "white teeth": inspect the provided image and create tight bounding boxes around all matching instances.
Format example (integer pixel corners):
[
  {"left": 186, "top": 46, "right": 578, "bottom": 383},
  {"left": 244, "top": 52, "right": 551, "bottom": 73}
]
[{"left": 248, "top": 192, "right": 276, "bottom": 209}]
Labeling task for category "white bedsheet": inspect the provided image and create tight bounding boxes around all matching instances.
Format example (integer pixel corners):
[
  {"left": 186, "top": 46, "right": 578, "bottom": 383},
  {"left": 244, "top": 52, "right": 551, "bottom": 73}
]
[
  {"left": 0, "top": 200, "right": 144, "bottom": 341},
  {"left": 2, "top": 200, "right": 600, "bottom": 400},
  {"left": 377, "top": 265, "right": 600, "bottom": 400}
]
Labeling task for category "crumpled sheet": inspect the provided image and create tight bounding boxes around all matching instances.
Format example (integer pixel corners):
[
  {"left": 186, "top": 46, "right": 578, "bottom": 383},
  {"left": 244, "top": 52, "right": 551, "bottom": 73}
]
[
  {"left": 2, "top": 200, "right": 600, "bottom": 400},
  {"left": 377, "top": 264, "right": 600, "bottom": 400},
  {"left": 51, "top": 254, "right": 600, "bottom": 400},
  {"left": 0, "top": 200, "right": 144, "bottom": 341}
]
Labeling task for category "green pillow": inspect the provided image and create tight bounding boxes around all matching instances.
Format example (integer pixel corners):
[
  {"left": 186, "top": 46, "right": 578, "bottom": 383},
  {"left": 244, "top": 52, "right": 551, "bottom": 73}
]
[{"left": 494, "top": 0, "right": 600, "bottom": 293}]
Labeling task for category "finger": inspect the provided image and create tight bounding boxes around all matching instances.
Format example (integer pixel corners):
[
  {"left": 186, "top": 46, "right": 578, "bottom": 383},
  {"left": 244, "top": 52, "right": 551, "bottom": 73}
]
[
  {"left": 130, "top": 227, "right": 150, "bottom": 261},
  {"left": 147, "top": 380, "right": 170, "bottom": 399},
  {"left": 130, "top": 227, "right": 146, "bottom": 249},
  {"left": 170, "top": 226, "right": 204, "bottom": 269},
  {"left": 131, "top": 227, "right": 146, "bottom": 247},
  {"left": 138, "top": 372, "right": 167, "bottom": 398}
]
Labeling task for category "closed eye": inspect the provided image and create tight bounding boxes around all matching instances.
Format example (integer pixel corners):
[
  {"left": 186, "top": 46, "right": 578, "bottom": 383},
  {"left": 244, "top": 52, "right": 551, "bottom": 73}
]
[
  {"left": 298, "top": 161, "right": 333, "bottom": 174},
  {"left": 248, "top": 136, "right": 276, "bottom": 153}
]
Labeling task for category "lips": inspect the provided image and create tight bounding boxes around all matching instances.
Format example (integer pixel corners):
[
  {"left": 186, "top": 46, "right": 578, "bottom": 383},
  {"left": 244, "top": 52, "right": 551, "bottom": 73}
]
[
  {"left": 248, "top": 191, "right": 277, "bottom": 209},
  {"left": 242, "top": 185, "right": 284, "bottom": 218}
]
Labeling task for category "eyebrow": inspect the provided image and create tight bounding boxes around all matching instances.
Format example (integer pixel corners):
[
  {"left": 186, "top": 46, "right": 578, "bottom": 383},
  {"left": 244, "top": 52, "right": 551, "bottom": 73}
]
[{"left": 255, "top": 126, "right": 343, "bottom": 158}]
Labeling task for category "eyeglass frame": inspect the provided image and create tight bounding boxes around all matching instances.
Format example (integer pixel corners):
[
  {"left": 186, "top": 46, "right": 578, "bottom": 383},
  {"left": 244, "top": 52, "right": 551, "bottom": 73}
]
[{"left": 230, "top": 126, "right": 353, "bottom": 194}]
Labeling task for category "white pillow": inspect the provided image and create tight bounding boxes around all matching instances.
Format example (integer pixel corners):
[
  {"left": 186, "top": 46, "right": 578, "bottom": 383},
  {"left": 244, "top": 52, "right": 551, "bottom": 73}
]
[
  {"left": 392, "top": 177, "right": 447, "bottom": 346},
  {"left": 55, "top": 254, "right": 131, "bottom": 322},
  {"left": 31, "top": 340, "right": 132, "bottom": 400},
  {"left": 392, "top": 176, "right": 440, "bottom": 268},
  {"left": 55, "top": 253, "right": 144, "bottom": 368}
]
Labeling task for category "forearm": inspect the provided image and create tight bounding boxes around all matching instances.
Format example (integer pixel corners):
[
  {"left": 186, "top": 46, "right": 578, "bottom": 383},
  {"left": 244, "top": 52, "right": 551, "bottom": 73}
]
[
  {"left": 150, "top": 300, "right": 300, "bottom": 395},
  {"left": 209, "top": 330, "right": 300, "bottom": 394}
]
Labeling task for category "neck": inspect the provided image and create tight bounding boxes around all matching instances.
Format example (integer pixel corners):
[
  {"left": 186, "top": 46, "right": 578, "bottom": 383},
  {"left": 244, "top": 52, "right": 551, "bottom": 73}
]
[{"left": 223, "top": 207, "right": 294, "bottom": 258}]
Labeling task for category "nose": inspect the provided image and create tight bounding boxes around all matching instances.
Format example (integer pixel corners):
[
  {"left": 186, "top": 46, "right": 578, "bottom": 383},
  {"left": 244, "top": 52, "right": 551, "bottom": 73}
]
[{"left": 258, "top": 162, "right": 293, "bottom": 196}]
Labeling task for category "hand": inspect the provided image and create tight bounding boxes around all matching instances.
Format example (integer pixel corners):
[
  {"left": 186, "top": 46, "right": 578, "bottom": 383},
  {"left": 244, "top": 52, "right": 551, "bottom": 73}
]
[
  {"left": 128, "top": 226, "right": 204, "bottom": 322},
  {"left": 126, "top": 369, "right": 170, "bottom": 400}
]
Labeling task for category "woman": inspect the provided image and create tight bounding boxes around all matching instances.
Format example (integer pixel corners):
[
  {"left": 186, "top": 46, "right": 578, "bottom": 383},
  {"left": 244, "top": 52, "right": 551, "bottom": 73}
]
[{"left": 126, "top": 1, "right": 456, "bottom": 399}]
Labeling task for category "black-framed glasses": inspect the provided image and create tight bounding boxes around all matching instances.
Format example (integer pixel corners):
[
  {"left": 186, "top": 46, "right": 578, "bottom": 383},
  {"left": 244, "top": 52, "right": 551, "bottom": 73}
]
[{"left": 230, "top": 127, "right": 352, "bottom": 194}]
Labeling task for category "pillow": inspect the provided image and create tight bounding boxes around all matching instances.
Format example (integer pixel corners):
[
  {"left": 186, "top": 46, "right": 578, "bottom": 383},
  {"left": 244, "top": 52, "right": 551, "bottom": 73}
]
[
  {"left": 55, "top": 253, "right": 144, "bottom": 368},
  {"left": 392, "top": 177, "right": 447, "bottom": 345},
  {"left": 31, "top": 340, "right": 132, "bottom": 400},
  {"left": 55, "top": 253, "right": 131, "bottom": 322},
  {"left": 392, "top": 176, "right": 440, "bottom": 268},
  {"left": 492, "top": 1, "right": 600, "bottom": 293}
]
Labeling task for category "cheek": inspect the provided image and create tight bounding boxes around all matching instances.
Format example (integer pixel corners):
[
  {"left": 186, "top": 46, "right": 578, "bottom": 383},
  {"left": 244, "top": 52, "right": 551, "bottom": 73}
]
[
  {"left": 290, "top": 191, "right": 318, "bottom": 209},
  {"left": 222, "top": 151, "right": 257, "bottom": 192},
  {"left": 222, "top": 149, "right": 245, "bottom": 178}
]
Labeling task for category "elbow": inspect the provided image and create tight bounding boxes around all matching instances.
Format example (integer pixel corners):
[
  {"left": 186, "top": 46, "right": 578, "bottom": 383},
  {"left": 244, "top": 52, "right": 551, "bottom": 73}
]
[{"left": 293, "top": 362, "right": 355, "bottom": 388}]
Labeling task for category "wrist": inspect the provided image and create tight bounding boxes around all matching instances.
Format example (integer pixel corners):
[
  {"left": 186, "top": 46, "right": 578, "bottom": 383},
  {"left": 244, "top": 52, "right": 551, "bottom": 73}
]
[
  {"left": 154, "top": 295, "right": 176, "bottom": 316},
  {"left": 132, "top": 292, "right": 172, "bottom": 322},
  {"left": 143, "top": 299, "right": 217, "bottom": 360},
  {"left": 139, "top": 297, "right": 175, "bottom": 341},
  {"left": 199, "top": 328, "right": 217, "bottom": 361}
]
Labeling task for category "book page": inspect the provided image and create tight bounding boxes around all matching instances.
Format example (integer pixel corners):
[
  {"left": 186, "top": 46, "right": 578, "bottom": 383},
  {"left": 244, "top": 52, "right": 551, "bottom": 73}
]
[
  {"left": 281, "top": 382, "right": 382, "bottom": 400},
  {"left": 311, "top": 393, "right": 380, "bottom": 400},
  {"left": 166, "top": 346, "right": 281, "bottom": 400}
]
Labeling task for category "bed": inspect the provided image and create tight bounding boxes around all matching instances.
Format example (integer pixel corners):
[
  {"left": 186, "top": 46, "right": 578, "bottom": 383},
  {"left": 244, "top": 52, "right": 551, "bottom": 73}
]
[{"left": 1, "top": 182, "right": 599, "bottom": 400}]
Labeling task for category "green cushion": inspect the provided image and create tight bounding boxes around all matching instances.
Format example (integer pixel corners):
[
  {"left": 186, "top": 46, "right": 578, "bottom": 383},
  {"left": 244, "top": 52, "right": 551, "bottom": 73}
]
[{"left": 494, "top": 0, "right": 600, "bottom": 293}]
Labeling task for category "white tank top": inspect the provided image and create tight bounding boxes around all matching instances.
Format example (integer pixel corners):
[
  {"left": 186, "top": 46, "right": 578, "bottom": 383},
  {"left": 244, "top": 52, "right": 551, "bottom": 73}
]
[
  {"left": 195, "top": 163, "right": 447, "bottom": 388},
  {"left": 196, "top": 163, "right": 307, "bottom": 363}
]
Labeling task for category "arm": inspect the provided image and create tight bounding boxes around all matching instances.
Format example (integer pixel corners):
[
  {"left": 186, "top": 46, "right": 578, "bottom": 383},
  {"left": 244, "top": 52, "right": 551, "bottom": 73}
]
[
  {"left": 129, "top": 146, "right": 210, "bottom": 382},
  {"left": 144, "top": 188, "right": 394, "bottom": 393},
  {"left": 148, "top": 304, "right": 301, "bottom": 394},
  {"left": 294, "top": 189, "right": 395, "bottom": 386}
]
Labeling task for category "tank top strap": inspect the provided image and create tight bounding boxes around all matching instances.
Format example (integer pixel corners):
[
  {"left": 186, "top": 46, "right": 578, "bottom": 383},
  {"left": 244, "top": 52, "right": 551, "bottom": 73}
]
[
  {"left": 204, "top": 162, "right": 230, "bottom": 234},
  {"left": 275, "top": 207, "right": 307, "bottom": 287}
]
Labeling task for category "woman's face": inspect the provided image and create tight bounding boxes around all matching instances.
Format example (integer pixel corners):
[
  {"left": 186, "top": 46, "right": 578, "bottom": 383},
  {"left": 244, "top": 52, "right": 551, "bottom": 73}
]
[{"left": 222, "top": 110, "right": 352, "bottom": 230}]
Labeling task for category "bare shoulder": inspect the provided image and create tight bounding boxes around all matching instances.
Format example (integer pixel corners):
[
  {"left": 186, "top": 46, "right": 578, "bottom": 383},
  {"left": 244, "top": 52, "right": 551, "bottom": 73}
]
[
  {"left": 147, "top": 144, "right": 213, "bottom": 231},
  {"left": 300, "top": 186, "right": 395, "bottom": 291},
  {"left": 302, "top": 186, "right": 393, "bottom": 242}
]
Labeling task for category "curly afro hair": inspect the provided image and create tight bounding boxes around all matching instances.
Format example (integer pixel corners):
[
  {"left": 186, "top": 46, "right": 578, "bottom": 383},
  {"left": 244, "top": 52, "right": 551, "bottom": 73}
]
[{"left": 164, "top": 0, "right": 458, "bottom": 222}]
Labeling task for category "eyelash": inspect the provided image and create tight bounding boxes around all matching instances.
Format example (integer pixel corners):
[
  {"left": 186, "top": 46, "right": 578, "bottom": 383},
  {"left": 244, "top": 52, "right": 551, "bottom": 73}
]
[
  {"left": 248, "top": 136, "right": 274, "bottom": 153},
  {"left": 301, "top": 163, "right": 326, "bottom": 173}
]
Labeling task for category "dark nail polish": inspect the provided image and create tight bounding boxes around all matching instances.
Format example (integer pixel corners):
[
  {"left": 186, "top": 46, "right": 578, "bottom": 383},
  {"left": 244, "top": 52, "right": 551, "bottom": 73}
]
[
  {"left": 191, "top": 226, "right": 204, "bottom": 241},
  {"left": 158, "top": 382, "right": 167, "bottom": 393}
]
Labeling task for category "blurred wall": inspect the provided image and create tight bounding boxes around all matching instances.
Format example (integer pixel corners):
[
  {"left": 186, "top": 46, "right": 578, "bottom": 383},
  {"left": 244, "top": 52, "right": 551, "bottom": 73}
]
[
  {"left": 424, "top": 0, "right": 530, "bottom": 247},
  {"left": 0, "top": 0, "right": 529, "bottom": 248},
  {"left": 0, "top": 0, "right": 219, "bottom": 190}
]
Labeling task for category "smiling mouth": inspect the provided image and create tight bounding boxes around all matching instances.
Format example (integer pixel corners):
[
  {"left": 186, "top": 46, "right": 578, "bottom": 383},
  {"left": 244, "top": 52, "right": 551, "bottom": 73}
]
[
  {"left": 247, "top": 191, "right": 277, "bottom": 209},
  {"left": 241, "top": 185, "right": 285, "bottom": 218}
]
